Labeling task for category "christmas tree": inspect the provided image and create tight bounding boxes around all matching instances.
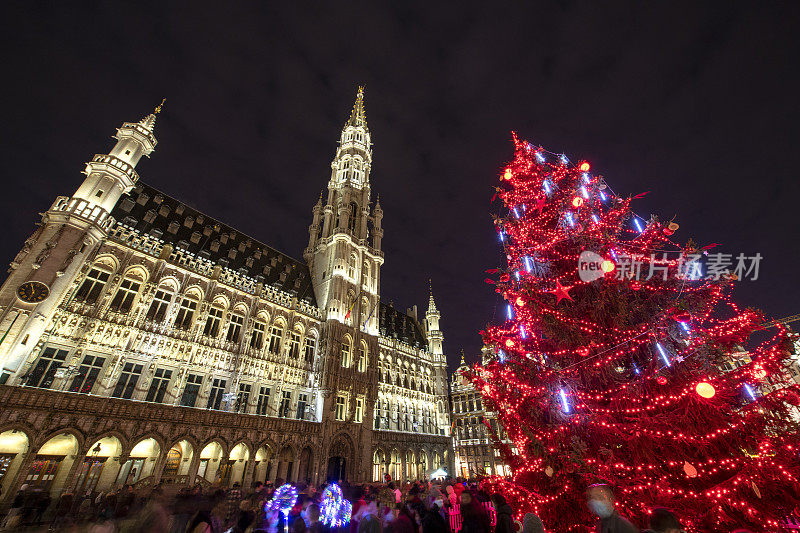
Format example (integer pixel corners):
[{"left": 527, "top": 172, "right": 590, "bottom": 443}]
[{"left": 471, "top": 134, "right": 800, "bottom": 532}]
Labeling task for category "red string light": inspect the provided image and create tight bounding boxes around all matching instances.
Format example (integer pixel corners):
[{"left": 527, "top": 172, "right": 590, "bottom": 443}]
[{"left": 471, "top": 134, "right": 800, "bottom": 532}]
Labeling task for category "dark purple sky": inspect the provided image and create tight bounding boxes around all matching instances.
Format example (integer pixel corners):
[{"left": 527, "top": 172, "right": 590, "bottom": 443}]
[{"left": 1, "top": 2, "right": 798, "bottom": 372}]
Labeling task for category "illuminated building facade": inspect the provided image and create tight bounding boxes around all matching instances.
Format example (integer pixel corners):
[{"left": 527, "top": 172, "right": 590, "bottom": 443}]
[
  {"left": 0, "top": 90, "right": 451, "bottom": 500},
  {"left": 450, "top": 347, "right": 511, "bottom": 479}
]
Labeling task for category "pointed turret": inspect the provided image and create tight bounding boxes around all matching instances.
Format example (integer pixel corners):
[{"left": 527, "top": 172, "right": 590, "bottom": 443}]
[
  {"left": 425, "top": 281, "right": 444, "bottom": 358},
  {"left": 347, "top": 86, "right": 368, "bottom": 130},
  {"left": 137, "top": 98, "right": 165, "bottom": 132},
  {"left": 427, "top": 279, "right": 438, "bottom": 314}
]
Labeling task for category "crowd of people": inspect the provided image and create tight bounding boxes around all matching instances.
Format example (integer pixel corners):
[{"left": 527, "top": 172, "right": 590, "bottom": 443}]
[{"left": 0, "top": 477, "right": 706, "bottom": 533}]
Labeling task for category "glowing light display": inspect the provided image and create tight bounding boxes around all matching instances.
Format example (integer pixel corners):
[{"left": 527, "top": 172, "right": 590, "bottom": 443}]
[{"left": 467, "top": 134, "right": 800, "bottom": 531}]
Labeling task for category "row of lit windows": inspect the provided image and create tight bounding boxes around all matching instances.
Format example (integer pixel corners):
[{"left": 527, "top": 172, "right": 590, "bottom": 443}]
[
  {"left": 24, "top": 347, "right": 314, "bottom": 419},
  {"left": 372, "top": 399, "right": 441, "bottom": 434},
  {"left": 335, "top": 394, "right": 364, "bottom": 423},
  {"left": 452, "top": 394, "right": 482, "bottom": 413},
  {"left": 340, "top": 338, "right": 368, "bottom": 371},
  {"left": 74, "top": 267, "right": 317, "bottom": 361}
]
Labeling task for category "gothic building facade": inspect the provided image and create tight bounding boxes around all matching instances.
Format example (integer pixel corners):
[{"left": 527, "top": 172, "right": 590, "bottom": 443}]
[
  {"left": 0, "top": 89, "right": 452, "bottom": 500},
  {"left": 450, "top": 347, "right": 511, "bottom": 479}
]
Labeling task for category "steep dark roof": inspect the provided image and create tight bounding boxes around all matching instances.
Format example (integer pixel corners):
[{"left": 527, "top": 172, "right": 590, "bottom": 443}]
[
  {"left": 379, "top": 302, "right": 427, "bottom": 348},
  {"left": 111, "top": 182, "right": 317, "bottom": 305}
]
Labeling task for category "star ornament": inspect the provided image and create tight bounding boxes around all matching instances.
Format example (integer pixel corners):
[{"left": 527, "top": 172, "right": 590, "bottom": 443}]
[{"left": 549, "top": 279, "right": 574, "bottom": 303}]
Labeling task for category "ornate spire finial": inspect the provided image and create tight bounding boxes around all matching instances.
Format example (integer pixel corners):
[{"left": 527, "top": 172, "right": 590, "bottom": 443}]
[
  {"left": 427, "top": 279, "right": 438, "bottom": 313},
  {"left": 346, "top": 86, "right": 368, "bottom": 129},
  {"left": 460, "top": 349, "right": 466, "bottom": 366},
  {"left": 154, "top": 98, "right": 166, "bottom": 114}
]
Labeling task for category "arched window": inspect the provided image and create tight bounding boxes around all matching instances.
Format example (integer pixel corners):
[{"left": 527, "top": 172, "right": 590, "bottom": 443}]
[
  {"left": 203, "top": 305, "right": 224, "bottom": 337},
  {"left": 109, "top": 276, "right": 141, "bottom": 313},
  {"left": 348, "top": 202, "right": 358, "bottom": 233},
  {"left": 268, "top": 324, "right": 284, "bottom": 353},
  {"left": 348, "top": 253, "right": 358, "bottom": 280},
  {"left": 341, "top": 338, "right": 352, "bottom": 368},
  {"left": 363, "top": 261, "right": 370, "bottom": 287},
  {"left": 147, "top": 287, "right": 173, "bottom": 323},
  {"left": 373, "top": 450, "right": 386, "bottom": 482},
  {"left": 75, "top": 267, "right": 111, "bottom": 304},
  {"left": 174, "top": 295, "right": 198, "bottom": 330},
  {"left": 303, "top": 335, "right": 316, "bottom": 363},
  {"left": 357, "top": 342, "right": 367, "bottom": 372},
  {"left": 225, "top": 312, "right": 243, "bottom": 343}
]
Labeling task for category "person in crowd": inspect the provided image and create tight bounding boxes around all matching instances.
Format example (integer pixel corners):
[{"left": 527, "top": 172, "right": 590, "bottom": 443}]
[
  {"left": 171, "top": 487, "right": 196, "bottom": 533},
  {"left": 459, "top": 492, "right": 490, "bottom": 533},
  {"left": 227, "top": 482, "right": 244, "bottom": 525},
  {"left": 356, "top": 500, "right": 382, "bottom": 533},
  {"left": 115, "top": 484, "right": 136, "bottom": 519},
  {"left": 521, "top": 512, "right": 545, "bottom": 533},
  {"left": 1, "top": 484, "right": 28, "bottom": 529},
  {"left": 351, "top": 486, "right": 368, "bottom": 533},
  {"left": 187, "top": 488, "right": 227, "bottom": 533},
  {"left": 445, "top": 486, "right": 457, "bottom": 508},
  {"left": 386, "top": 482, "right": 401, "bottom": 504},
  {"left": 490, "top": 494, "right": 513, "bottom": 533},
  {"left": 29, "top": 488, "right": 49, "bottom": 526},
  {"left": 51, "top": 490, "right": 75, "bottom": 530},
  {"left": 127, "top": 485, "right": 170, "bottom": 533},
  {"left": 453, "top": 482, "right": 465, "bottom": 502},
  {"left": 303, "top": 503, "right": 322, "bottom": 533},
  {"left": 236, "top": 499, "right": 256, "bottom": 533},
  {"left": 391, "top": 504, "right": 416, "bottom": 533},
  {"left": 643, "top": 508, "right": 681, "bottom": 533},
  {"left": 585, "top": 484, "right": 638, "bottom": 533},
  {"left": 421, "top": 501, "right": 447, "bottom": 533}
]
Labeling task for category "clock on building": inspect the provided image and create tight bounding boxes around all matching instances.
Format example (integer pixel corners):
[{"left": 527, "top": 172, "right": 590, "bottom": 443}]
[{"left": 16, "top": 281, "right": 50, "bottom": 303}]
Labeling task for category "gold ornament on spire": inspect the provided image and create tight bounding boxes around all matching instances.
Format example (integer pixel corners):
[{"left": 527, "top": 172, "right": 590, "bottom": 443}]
[
  {"left": 154, "top": 98, "right": 166, "bottom": 114},
  {"left": 347, "top": 86, "right": 368, "bottom": 128}
]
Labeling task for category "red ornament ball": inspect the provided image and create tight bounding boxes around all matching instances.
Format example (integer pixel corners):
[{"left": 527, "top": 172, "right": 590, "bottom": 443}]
[
  {"left": 783, "top": 390, "right": 800, "bottom": 406},
  {"left": 579, "top": 161, "right": 591, "bottom": 172},
  {"left": 572, "top": 196, "right": 584, "bottom": 208},
  {"left": 656, "top": 376, "right": 668, "bottom": 385}
]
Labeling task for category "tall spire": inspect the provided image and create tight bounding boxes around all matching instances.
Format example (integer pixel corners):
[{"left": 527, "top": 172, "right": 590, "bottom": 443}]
[
  {"left": 346, "top": 86, "right": 368, "bottom": 129},
  {"left": 427, "top": 279, "right": 438, "bottom": 313},
  {"left": 138, "top": 98, "right": 165, "bottom": 131}
]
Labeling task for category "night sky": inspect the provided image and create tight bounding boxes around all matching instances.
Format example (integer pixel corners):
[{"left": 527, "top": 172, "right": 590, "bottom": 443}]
[{"left": 1, "top": 2, "right": 798, "bottom": 373}]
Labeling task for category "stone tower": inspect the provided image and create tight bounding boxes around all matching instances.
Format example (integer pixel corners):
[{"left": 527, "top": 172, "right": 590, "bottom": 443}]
[
  {"left": 0, "top": 104, "right": 161, "bottom": 382},
  {"left": 304, "top": 88, "right": 385, "bottom": 480},
  {"left": 424, "top": 284, "right": 450, "bottom": 432}
]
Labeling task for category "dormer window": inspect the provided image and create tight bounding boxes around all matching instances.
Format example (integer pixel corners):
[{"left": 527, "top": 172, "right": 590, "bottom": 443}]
[{"left": 95, "top": 190, "right": 103, "bottom": 198}]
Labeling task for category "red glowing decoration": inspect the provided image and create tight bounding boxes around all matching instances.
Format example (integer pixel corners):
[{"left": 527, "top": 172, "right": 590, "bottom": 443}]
[
  {"left": 571, "top": 196, "right": 584, "bottom": 208},
  {"left": 549, "top": 279, "right": 574, "bottom": 304},
  {"left": 469, "top": 134, "right": 800, "bottom": 532}
]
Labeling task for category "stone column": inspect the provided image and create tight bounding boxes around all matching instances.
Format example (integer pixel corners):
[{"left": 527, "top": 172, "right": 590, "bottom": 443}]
[
  {"left": 242, "top": 458, "right": 256, "bottom": 489},
  {"left": 62, "top": 453, "right": 87, "bottom": 495},
  {"left": 115, "top": 454, "right": 130, "bottom": 487},
  {"left": 186, "top": 452, "right": 201, "bottom": 486},
  {"left": 151, "top": 451, "right": 168, "bottom": 484},
  {"left": 5, "top": 452, "right": 35, "bottom": 502}
]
